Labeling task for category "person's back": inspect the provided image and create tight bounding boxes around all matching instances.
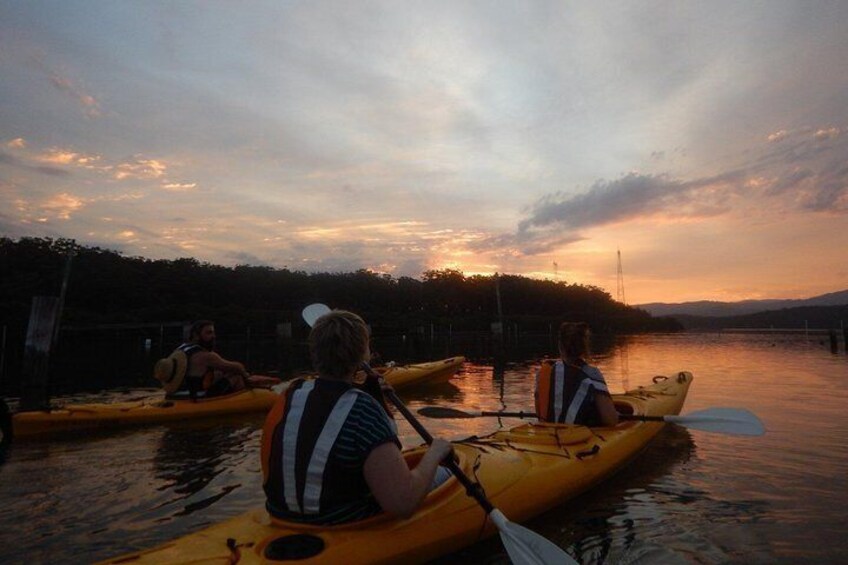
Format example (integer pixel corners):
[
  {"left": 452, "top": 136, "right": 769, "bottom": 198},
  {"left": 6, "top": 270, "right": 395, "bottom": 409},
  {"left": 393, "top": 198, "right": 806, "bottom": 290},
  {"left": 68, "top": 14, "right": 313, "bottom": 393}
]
[
  {"left": 535, "top": 322, "right": 619, "bottom": 427},
  {"left": 260, "top": 310, "right": 452, "bottom": 525},
  {"left": 262, "top": 377, "right": 399, "bottom": 524}
]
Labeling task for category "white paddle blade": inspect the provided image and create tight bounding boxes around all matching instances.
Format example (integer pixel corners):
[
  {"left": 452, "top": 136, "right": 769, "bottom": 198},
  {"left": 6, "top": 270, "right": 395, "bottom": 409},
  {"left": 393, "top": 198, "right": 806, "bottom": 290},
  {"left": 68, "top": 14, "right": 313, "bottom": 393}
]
[
  {"left": 666, "top": 407, "right": 765, "bottom": 436},
  {"left": 489, "top": 510, "right": 577, "bottom": 565},
  {"left": 302, "top": 303, "right": 331, "bottom": 327}
]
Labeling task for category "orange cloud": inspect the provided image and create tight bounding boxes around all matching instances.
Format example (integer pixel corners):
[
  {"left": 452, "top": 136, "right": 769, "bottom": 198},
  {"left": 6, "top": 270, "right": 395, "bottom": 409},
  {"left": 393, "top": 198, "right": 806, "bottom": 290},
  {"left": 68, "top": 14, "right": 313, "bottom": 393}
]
[
  {"left": 767, "top": 130, "right": 787, "bottom": 143},
  {"left": 114, "top": 158, "right": 167, "bottom": 180},
  {"left": 35, "top": 147, "right": 106, "bottom": 171},
  {"left": 161, "top": 181, "right": 197, "bottom": 191},
  {"left": 814, "top": 127, "right": 841, "bottom": 140},
  {"left": 41, "top": 192, "right": 85, "bottom": 220},
  {"left": 6, "top": 138, "right": 26, "bottom": 149},
  {"left": 38, "top": 149, "right": 82, "bottom": 165}
]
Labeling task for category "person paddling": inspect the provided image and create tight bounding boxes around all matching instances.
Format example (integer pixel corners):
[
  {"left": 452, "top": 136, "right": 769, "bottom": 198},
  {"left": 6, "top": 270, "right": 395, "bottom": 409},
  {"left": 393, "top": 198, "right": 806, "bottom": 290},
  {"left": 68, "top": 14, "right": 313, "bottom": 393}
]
[
  {"left": 261, "top": 309, "right": 453, "bottom": 524},
  {"left": 155, "top": 320, "right": 274, "bottom": 398},
  {"left": 535, "top": 322, "right": 619, "bottom": 427}
]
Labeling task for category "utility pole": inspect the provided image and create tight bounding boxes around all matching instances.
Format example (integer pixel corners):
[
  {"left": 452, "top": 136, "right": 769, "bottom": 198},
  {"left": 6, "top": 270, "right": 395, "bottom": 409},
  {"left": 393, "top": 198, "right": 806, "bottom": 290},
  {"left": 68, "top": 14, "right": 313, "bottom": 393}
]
[
  {"left": 616, "top": 249, "right": 626, "bottom": 305},
  {"left": 493, "top": 272, "right": 506, "bottom": 377},
  {"left": 495, "top": 273, "right": 504, "bottom": 334}
]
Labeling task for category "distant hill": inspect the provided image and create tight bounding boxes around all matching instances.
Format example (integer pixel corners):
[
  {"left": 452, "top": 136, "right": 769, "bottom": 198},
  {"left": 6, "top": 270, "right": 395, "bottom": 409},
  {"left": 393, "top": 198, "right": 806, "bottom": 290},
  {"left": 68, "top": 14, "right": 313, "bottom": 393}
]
[
  {"left": 671, "top": 305, "right": 848, "bottom": 331},
  {"left": 636, "top": 289, "right": 848, "bottom": 317}
]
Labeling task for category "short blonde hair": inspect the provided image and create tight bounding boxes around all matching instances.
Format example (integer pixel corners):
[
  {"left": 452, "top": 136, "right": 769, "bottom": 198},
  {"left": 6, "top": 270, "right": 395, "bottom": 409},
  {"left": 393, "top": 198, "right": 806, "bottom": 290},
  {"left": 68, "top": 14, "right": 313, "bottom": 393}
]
[{"left": 309, "top": 310, "right": 370, "bottom": 379}]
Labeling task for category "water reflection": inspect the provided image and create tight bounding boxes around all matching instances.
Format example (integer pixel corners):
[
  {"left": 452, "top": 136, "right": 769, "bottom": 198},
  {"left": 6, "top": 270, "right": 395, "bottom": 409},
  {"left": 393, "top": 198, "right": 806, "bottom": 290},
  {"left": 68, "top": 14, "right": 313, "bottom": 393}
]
[
  {"left": 564, "top": 426, "right": 696, "bottom": 564},
  {"left": 152, "top": 418, "right": 259, "bottom": 517},
  {"left": 536, "top": 426, "right": 697, "bottom": 564},
  {"left": 401, "top": 381, "right": 462, "bottom": 404},
  {"left": 617, "top": 337, "right": 631, "bottom": 393}
]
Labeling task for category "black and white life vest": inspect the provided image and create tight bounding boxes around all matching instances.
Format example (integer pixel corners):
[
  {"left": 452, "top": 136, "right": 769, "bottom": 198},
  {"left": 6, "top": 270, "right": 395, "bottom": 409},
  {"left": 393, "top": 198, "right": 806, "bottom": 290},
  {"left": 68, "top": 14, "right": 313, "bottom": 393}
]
[
  {"left": 535, "top": 359, "right": 609, "bottom": 425},
  {"left": 261, "top": 378, "right": 398, "bottom": 521}
]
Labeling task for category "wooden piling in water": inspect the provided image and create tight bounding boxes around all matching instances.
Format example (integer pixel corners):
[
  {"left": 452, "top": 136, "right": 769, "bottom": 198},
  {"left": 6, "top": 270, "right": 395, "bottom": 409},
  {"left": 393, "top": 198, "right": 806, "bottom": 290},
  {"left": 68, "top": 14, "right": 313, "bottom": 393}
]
[
  {"left": 20, "top": 296, "right": 60, "bottom": 411},
  {"left": 842, "top": 321, "right": 847, "bottom": 354}
]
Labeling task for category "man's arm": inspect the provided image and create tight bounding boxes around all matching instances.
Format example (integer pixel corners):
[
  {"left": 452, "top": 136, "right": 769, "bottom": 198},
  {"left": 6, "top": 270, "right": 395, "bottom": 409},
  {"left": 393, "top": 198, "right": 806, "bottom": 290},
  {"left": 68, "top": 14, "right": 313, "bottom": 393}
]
[{"left": 192, "top": 351, "right": 249, "bottom": 377}]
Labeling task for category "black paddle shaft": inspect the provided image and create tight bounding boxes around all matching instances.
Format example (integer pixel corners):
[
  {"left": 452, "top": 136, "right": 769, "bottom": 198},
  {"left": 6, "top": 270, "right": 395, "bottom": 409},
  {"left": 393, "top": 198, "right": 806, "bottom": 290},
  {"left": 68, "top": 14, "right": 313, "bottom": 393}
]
[
  {"left": 619, "top": 414, "right": 664, "bottom": 422},
  {"left": 363, "top": 364, "right": 496, "bottom": 515}
]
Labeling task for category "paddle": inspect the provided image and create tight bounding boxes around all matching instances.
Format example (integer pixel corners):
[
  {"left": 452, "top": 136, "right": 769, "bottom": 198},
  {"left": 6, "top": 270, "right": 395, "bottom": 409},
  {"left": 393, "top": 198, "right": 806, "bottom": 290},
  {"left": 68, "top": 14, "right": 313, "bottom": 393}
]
[
  {"left": 302, "top": 304, "right": 576, "bottom": 565},
  {"left": 418, "top": 406, "right": 765, "bottom": 436}
]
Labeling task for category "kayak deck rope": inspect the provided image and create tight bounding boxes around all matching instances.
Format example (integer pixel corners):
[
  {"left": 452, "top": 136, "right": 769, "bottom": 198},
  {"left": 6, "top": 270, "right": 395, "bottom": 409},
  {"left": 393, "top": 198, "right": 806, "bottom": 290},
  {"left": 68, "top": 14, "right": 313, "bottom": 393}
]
[{"left": 460, "top": 435, "right": 576, "bottom": 460}]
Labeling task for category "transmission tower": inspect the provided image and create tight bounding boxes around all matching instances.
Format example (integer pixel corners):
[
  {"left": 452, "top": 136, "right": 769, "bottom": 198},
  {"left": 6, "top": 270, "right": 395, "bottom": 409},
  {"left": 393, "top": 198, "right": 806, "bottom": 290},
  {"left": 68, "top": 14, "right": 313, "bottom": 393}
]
[
  {"left": 616, "top": 249, "right": 626, "bottom": 305},
  {"left": 553, "top": 261, "right": 558, "bottom": 280}
]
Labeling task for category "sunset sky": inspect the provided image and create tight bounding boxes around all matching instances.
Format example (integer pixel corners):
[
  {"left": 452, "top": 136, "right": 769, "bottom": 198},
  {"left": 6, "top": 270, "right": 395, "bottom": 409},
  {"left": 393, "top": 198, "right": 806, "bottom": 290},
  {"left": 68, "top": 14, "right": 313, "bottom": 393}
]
[{"left": 1, "top": 1, "right": 846, "bottom": 304}]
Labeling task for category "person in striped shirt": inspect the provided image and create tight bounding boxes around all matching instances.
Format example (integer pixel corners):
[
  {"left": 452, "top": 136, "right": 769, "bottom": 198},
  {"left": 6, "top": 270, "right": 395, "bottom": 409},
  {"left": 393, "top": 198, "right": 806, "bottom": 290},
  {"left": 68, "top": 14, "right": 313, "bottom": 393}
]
[
  {"left": 261, "top": 310, "right": 453, "bottom": 524},
  {"left": 534, "top": 322, "right": 619, "bottom": 427}
]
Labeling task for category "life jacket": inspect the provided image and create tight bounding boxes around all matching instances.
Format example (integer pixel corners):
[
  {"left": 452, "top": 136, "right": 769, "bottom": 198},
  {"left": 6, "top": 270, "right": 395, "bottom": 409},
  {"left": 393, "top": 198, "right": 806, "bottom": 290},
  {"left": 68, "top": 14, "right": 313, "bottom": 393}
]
[
  {"left": 535, "top": 359, "right": 610, "bottom": 425},
  {"left": 261, "top": 378, "right": 398, "bottom": 521},
  {"left": 176, "top": 343, "right": 214, "bottom": 397}
]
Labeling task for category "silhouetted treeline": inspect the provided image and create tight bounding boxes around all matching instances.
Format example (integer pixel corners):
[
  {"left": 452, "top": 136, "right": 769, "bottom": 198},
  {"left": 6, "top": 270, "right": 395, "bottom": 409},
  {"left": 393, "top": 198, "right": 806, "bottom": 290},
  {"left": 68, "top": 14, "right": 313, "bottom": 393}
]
[{"left": 1, "top": 237, "right": 681, "bottom": 336}]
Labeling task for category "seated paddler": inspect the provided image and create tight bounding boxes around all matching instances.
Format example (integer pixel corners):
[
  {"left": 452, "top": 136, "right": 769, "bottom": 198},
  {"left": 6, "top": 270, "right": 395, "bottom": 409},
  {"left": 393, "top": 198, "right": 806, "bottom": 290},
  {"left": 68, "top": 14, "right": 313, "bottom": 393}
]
[
  {"left": 535, "top": 321, "right": 619, "bottom": 427},
  {"left": 154, "top": 320, "right": 258, "bottom": 399},
  {"left": 261, "top": 309, "right": 453, "bottom": 524}
]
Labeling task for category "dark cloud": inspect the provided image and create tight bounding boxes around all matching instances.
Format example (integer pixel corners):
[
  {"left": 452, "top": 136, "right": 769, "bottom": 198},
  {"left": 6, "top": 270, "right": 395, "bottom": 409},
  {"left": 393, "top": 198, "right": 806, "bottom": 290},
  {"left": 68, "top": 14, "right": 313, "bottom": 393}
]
[
  {"left": 766, "top": 168, "right": 815, "bottom": 195},
  {"left": 498, "top": 127, "right": 848, "bottom": 256},
  {"left": 34, "top": 165, "right": 72, "bottom": 177},
  {"left": 519, "top": 170, "right": 745, "bottom": 234}
]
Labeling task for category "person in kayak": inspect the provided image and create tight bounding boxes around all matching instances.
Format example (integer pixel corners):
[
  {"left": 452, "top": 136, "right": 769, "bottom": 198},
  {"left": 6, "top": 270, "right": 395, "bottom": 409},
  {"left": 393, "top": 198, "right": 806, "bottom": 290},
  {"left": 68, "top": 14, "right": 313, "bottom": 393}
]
[
  {"left": 535, "top": 321, "right": 619, "bottom": 427},
  {"left": 261, "top": 309, "right": 453, "bottom": 524},
  {"left": 156, "top": 320, "right": 271, "bottom": 398}
]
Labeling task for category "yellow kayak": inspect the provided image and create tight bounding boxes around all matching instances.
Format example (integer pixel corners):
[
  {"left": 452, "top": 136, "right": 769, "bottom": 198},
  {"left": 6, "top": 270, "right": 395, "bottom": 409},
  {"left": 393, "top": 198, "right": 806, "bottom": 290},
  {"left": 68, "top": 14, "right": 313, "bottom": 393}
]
[
  {"left": 6, "top": 358, "right": 464, "bottom": 440},
  {"left": 376, "top": 356, "right": 464, "bottom": 389},
  {"left": 10, "top": 388, "right": 279, "bottom": 438},
  {"left": 100, "top": 371, "right": 692, "bottom": 565}
]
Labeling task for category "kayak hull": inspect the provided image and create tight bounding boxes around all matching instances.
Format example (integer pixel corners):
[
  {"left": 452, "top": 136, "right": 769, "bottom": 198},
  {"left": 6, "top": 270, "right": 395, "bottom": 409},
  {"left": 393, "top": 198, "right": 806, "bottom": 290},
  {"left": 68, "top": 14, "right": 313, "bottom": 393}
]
[
  {"left": 100, "top": 371, "right": 692, "bottom": 564},
  {"left": 9, "top": 358, "right": 464, "bottom": 439},
  {"left": 11, "top": 388, "right": 279, "bottom": 438},
  {"left": 377, "top": 356, "right": 464, "bottom": 389}
]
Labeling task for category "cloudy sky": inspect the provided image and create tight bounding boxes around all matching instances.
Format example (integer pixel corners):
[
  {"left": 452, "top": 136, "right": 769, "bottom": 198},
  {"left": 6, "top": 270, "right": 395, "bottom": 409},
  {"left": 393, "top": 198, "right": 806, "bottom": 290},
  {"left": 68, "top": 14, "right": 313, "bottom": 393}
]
[{"left": 2, "top": 1, "right": 846, "bottom": 304}]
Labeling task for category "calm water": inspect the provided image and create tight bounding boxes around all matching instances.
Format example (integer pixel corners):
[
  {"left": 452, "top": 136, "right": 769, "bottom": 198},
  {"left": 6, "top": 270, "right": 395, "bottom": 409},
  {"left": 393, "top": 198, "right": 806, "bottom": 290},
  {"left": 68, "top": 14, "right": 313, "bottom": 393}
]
[{"left": 1, "top": 333, "right": 846, "bottom": 564}]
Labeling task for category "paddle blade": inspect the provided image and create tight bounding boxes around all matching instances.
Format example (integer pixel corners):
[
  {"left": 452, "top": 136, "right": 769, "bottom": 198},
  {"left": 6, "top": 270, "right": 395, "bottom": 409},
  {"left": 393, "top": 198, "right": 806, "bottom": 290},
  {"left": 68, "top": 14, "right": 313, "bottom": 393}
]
[
  {"left": 418, "top": 406, "right": 478, "bottom": 419},
  {"left": 489, "top": 510, "right": 577, "bottom": 565},
  {"left": 302, "top": 303, "right": 331, "bottom": 327},
  {"left": 667, "top": 407, "right": 765, "bottom": 436}
]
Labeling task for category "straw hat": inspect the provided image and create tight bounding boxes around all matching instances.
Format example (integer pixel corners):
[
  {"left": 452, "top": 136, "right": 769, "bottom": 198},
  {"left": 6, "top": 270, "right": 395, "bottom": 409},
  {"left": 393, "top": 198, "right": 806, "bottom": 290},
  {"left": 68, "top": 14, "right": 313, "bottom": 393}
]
[{"left": 153, "top": 350, "right": 188, "bottom": 394}]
